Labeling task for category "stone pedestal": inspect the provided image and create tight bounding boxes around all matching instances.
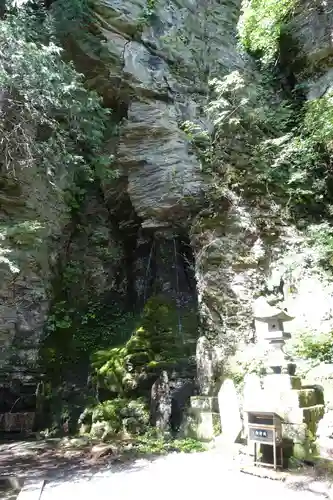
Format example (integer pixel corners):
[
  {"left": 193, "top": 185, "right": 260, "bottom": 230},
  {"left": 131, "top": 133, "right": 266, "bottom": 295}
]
[
  {"left": 305, "top": 364, "right": 333, "bottom": 458},
  {"left": 248, "top": 297, "right": 325, "bottom": 462},
  {"left": 244, "top": 373, "right": 324, "bottom": 461},
  {"left": 182, "top": 396, "right": 220, "bottom": 441}
]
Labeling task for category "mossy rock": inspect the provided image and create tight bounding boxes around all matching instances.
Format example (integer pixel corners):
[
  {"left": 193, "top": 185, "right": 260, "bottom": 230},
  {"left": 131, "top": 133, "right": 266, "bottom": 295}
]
[
  {"left": 293, "top": 440, "right": 318, "bottom": 461},
  {"left": 91, "top": 294, "right": 197, "bottom": 394},
  {"left": 88, "top": 398, "right": 150, "bottom": 437}
]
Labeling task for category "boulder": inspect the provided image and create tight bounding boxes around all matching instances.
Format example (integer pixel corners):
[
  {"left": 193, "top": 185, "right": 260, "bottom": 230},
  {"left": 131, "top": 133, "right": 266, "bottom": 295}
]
[{"left": 150, "top": 370, "right": 171, "bottom": 431}]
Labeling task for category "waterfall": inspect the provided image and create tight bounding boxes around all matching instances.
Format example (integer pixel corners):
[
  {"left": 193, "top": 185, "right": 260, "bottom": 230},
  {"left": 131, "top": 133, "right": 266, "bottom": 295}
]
[
  {"left": 143, "top": 236, "right": 155, "bottom": 305},
  {"left": 173, "top": 237, "right": 184, "bottom": 345}
]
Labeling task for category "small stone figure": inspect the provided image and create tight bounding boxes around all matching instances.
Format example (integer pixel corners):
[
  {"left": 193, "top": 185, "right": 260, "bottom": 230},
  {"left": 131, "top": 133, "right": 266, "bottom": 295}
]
[{"left": 196, "top": 336, "right": 222, "bottom": 396}]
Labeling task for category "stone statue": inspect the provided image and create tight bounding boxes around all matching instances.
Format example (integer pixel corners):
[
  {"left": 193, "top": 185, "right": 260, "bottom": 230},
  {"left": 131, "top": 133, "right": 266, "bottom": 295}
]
[{"left": 196, "top": 336, "right": 222, "bottom": 396}]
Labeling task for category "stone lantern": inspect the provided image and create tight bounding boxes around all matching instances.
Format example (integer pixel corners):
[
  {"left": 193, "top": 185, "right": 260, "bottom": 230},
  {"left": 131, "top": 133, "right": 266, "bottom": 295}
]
[{"left": 254, "top": 297, "right": 295, "bottom": 375}]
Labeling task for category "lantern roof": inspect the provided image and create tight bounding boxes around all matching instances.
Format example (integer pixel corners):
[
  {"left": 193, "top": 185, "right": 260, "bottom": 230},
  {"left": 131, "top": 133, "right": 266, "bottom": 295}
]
[{"left": 253, "top": 297, "right": 294, "bottom": 322}]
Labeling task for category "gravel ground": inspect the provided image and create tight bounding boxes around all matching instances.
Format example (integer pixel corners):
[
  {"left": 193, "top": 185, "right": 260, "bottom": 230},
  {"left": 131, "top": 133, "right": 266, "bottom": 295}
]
[
  {"left": 1, "top": 441, "right": 332, "bottom": 500},
  {"left": 40, "top": 450, "right": 332, "bottom": 500}
]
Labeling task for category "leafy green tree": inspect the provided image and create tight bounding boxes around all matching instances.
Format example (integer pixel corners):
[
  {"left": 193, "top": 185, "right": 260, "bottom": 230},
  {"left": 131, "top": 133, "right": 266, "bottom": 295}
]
[{"left": 0, "top": 0, "right": 111, "bottom": 194}]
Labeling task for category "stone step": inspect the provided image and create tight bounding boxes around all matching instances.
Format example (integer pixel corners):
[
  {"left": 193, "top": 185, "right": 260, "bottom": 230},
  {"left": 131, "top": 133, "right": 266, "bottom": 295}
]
[
  {"left": 16, "top": 480, "right": 45, "bottom": 500},
  {"left": 281, "top": 404, "right": 325, "bottom": 431},
  {"left": 263, "top": 374, "right": 302, "bottom": 391},
  {"left": 0, "top": 476, "right": 24, "bottom": 491},
  {"left": 279, "top": 388, "right": 324, "bottom": 409}
]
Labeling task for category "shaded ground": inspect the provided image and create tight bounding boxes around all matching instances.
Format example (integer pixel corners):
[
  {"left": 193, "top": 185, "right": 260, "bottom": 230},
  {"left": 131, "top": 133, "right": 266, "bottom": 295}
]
[
  {"left": 0, "top": 438, "right": 135, "bottom": 481},
  {"left": 1, "top": 439, "right": 333, "bottom": 500}
]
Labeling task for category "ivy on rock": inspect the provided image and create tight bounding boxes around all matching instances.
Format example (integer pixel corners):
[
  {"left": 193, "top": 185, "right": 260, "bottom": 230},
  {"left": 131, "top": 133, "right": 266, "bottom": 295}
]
[{"left": 238, "top": 0, "right": 298, "bottom": 64}]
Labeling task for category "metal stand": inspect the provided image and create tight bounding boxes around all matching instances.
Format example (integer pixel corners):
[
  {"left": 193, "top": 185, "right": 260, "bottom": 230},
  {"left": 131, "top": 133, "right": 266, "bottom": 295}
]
[
  {"left": 253, "top": 440, "right": 283, "bottom": 471},
  {"left": 247, "top": 412, "right": 284, "bottom": 471}
]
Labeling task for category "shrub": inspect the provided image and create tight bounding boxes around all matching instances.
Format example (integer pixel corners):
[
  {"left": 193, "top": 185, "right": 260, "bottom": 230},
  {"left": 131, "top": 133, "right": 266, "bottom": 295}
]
[
  {"left": 238, "top": 0, "right": 297, "bottom": 63},
  {"left": 90, "top": 398, "right": 149, "bottom": 436},
  {"left": 0, "top": 1, "right": 111, "bottom": 187},
  {"left": 291, "top": 331, "right": 333, "bottom": 364}
]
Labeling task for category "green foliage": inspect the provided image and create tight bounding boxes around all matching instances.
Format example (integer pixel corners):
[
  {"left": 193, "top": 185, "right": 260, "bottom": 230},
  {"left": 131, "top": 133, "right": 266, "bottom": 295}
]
[
  {"left": 225, "top": 351, "right": 266, "bottom": 389},
  {"left": 195, "top": 67, "right": 333, "bottom": 229},
  {"left": 50, "top": 0, "right": 91, "bottom": 35},
  {"left": 254, "top": 92, "right": 333, "bottom": 220},
  {"left": 238, "top": 0, "right": 297, "bottom": 63},
  {"left": 180, "top": 121, "right": 212, "bottom": 171},
  {"left": 236, "top": 2, "right": 333, "bottom": 239},
  {"left": 303, "top": 92, "right": 333, "bottom": 146},
  {"left": 0, "top": 221, "right": 44, "bottom": 248},
  {"left": 292, "top": 331, "right": 333, "bottom": 364},
  {"left": 130, "top": 432, "right": 206, "bottom": 455},
  {"left": 143, "top": 0, "right": 157, "bottom": 19},
  {"left": 307, "top": 223, "right": 333, "bottom": 270},
  {"left": 201, "top": 70, "right": 294, "bottom": 212},
  {"left": 91, "top": 295, "right": 197, "bottom": 394},
  {"left": 91, "top": 346, "right": 129, "bottom": 395},
  {"left": 85, "top": 398, "right": 150, "bottom": 436},
  {"left": 0, "top": 0, "right": 113, "bottom": 193},
  {"left": 50, "top": 0, "right": 113, "bottom": 63},
  {"left": 137, "top": 0, "right": 158, "bottom": 32},
  {"left": 42, "top": 296, "right": 138, "bottom": 381}
]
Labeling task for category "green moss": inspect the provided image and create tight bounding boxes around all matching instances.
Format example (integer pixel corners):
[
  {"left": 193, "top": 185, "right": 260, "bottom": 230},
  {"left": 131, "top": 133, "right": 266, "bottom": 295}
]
[
  {"left": 86, "top": 398, "right": 150, "bottom": 436},
  {"left": 212, "top": 413, "right": 222, "bottom": 436},
  {"left": 293, "top": 441, "right": 313, "bottom": 461},
  {"left": 131, "top": 434, "right": 206, "bottom": 455},
  {"left": 91, "top": 294, "right": 198, "bottom": 395}
]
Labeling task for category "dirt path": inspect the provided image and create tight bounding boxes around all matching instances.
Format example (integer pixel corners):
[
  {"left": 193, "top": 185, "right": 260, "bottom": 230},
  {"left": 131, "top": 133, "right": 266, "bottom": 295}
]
[
  {"left": 40, "top": 451, "right": 331, "bottom": 500},
  {"left": 1, "top": 440, "right": 332, "bottom": 500}
]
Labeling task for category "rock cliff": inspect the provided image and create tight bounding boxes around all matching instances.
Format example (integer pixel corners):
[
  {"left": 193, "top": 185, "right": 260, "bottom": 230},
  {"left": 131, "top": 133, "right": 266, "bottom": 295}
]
[{"left": 1, "top": 0, "right": 333, "bottom": 397}]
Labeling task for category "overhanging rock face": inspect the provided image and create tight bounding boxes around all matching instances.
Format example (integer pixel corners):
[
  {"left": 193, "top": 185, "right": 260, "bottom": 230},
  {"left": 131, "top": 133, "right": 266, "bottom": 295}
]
[
  {"left": 70, "top": 0, "right": 246, "bottom": 226},
  {"left": 117, "top": 98, "right": 204, "bottom": 223},
  {"left": 73, "top": 0, "right": 267, "bottom": 356},
  {"left": 287, "top": 0, "right": 333, "bottom": 98}
]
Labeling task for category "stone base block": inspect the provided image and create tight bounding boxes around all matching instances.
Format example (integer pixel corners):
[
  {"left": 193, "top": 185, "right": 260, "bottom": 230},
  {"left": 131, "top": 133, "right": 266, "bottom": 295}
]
[
  {"left": 280, "top": 389, "right": 321, "bottom": 409},
  {"left": 263, "top": 374, "right": 302, "bottom": 391},
  {"left": 182, "top": 408, "right": 221, "bottom": 441},
  {"left": 254, "top": 388, "right": 325, "bottom": 428},
  {"left": 280, "top": 405, "right": 325, "bottom": 429},
  {"left": 283, "top": 423, "right": 308, "bottom": 442}
]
